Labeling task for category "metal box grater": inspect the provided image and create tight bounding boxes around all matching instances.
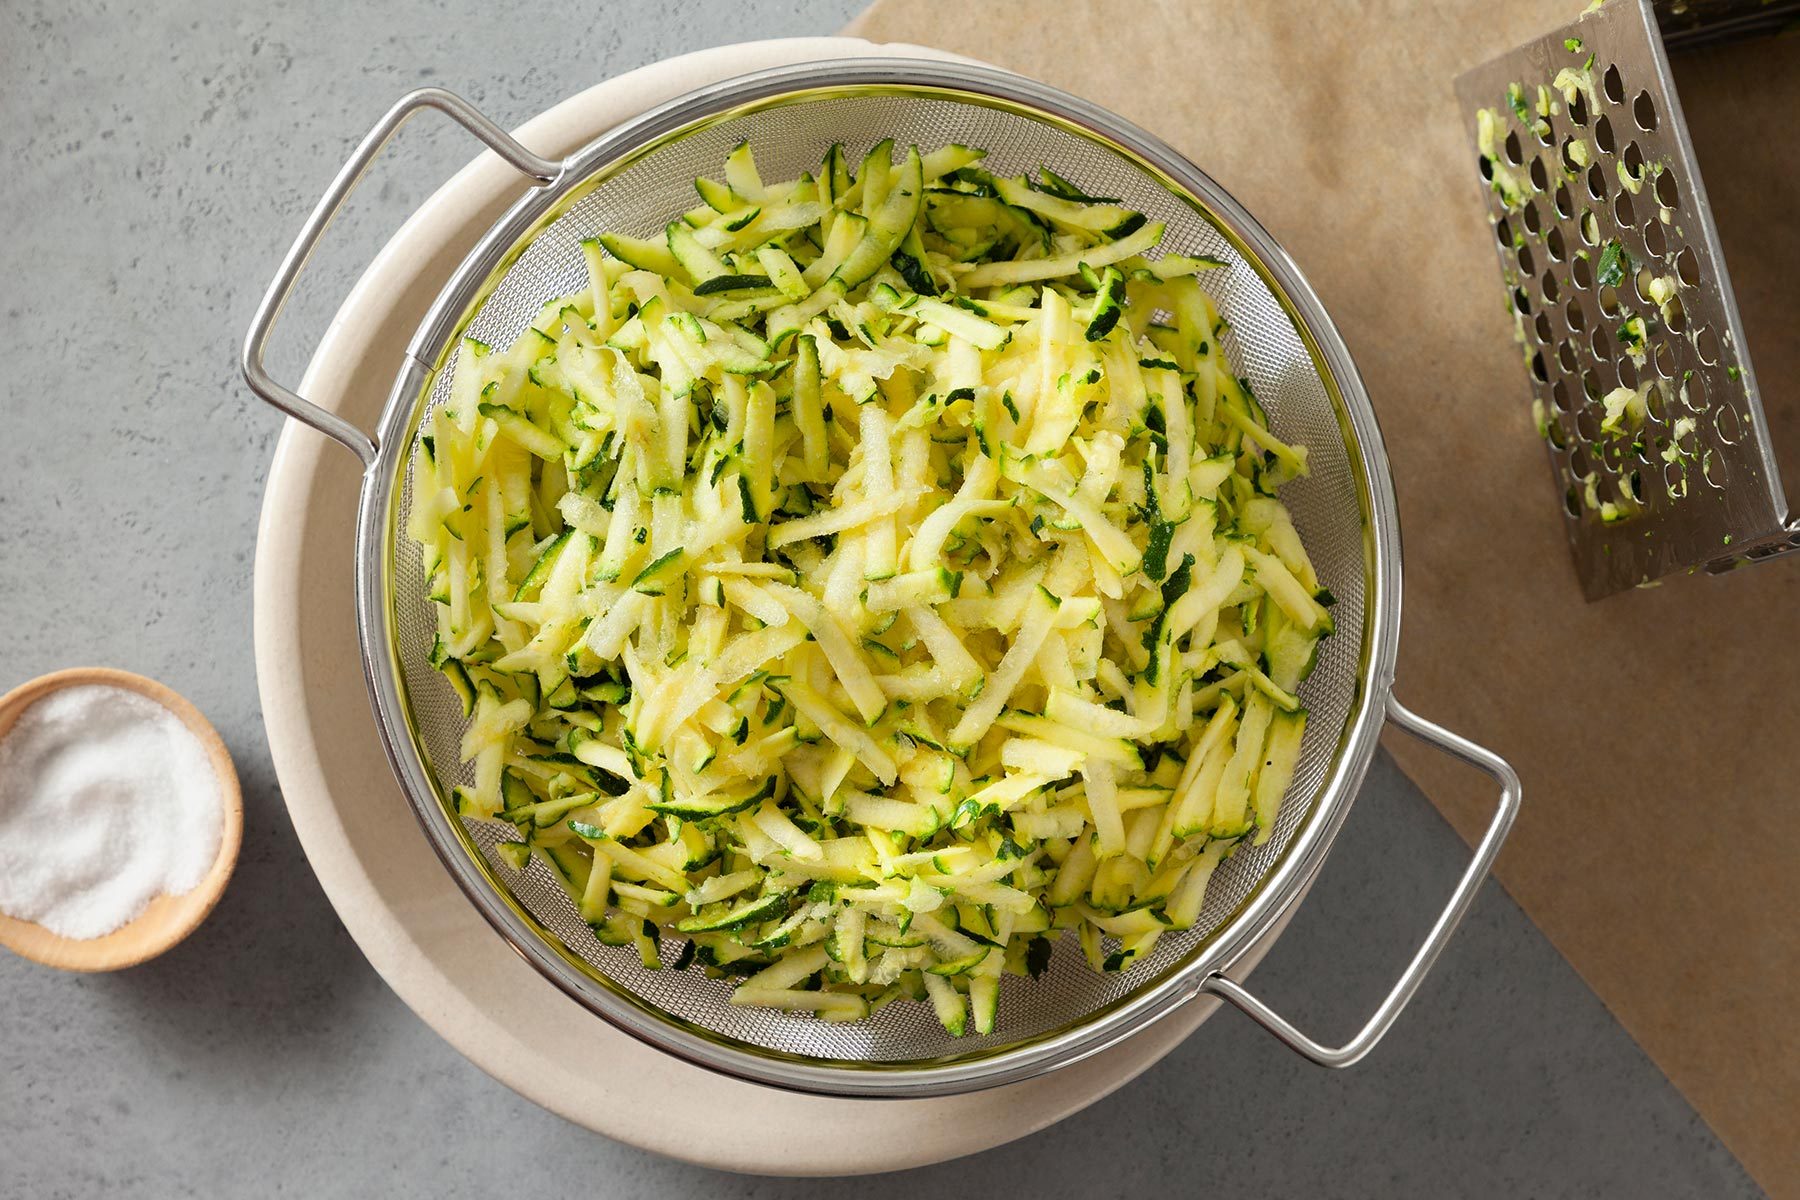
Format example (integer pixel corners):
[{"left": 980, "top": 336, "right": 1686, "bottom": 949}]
[{"left": 1456, "top": 0, "right": 1794, "bottom": 599}]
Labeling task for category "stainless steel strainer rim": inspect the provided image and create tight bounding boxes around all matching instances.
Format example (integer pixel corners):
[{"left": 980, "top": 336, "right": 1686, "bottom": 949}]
[{"left": 244, "top": 58, "right": 1520, "bottom": 1099}]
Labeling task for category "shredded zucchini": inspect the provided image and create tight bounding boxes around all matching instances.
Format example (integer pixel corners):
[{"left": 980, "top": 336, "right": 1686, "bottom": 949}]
[{"left": 412, "top": 139, "right": 1331, "bottom": 1035}]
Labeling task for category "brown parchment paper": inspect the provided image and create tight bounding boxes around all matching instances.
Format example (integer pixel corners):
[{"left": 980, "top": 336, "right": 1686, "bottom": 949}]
[{"left": 846, "top": 2, "right": 1800, "bottom": 1192}]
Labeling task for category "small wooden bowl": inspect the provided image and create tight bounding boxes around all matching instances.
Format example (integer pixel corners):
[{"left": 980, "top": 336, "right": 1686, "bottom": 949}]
[{"left": 0, "top": 668, "right": 243, "bottom": 971}]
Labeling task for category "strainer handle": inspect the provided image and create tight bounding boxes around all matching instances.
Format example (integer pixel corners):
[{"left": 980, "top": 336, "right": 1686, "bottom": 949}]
[
  {"left": 241, "top": 88, "right": 561, "bottom": 467},
  {"left": 1200, "top": 697, "right": 1521, "bottom": 1068}
]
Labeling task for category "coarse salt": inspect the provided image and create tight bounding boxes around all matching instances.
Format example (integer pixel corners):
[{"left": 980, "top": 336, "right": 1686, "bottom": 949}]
[{"left": 0, "top": 684, "right": 222, "bottom": 940}]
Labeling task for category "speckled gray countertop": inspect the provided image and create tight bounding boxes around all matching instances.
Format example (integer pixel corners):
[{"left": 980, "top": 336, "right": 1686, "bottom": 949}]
[{"left": 0, "top": 2, "right": 1762, "bottom": 1196}]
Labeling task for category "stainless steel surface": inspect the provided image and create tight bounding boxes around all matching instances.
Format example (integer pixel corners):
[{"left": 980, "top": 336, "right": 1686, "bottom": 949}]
[
  {"left": 1456, "top": 0, "right": 1793, "bottom": 600},
  {"left": 1201, "top": 696, "right": 1522, "bottom": 1068},
  {"left": 243, "top": 87, "right": 562, "bottom": 468},
  {"left": 248, "top": 60, "right": 1517, "bottom": 1096}
]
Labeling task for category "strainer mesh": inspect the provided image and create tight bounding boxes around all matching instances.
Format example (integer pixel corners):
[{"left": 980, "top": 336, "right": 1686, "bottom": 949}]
[{"left": 389, "top": 90, "right": 1369, "bottom": 1065}]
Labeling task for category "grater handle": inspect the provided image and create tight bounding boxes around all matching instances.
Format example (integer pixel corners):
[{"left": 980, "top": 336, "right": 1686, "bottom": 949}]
[
  {"left": 242, "top": 88, "right": 561, "bottom": 467},
  {"left": 1199, "top": 698, "right": 1521, "bottom": 1068}
]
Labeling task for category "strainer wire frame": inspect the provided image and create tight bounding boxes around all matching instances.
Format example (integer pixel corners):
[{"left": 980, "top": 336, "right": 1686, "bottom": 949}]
[{"left": 243, "top": 61, "right": 1521, "bottom": 1099}]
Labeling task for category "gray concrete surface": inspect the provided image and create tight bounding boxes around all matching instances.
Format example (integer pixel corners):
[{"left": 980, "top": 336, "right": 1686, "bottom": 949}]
[{"left": 0, "top": 1, "right": 1763, "bottom": 1196}]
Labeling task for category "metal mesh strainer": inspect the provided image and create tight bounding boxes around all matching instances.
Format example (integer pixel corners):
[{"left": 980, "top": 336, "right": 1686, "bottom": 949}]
[{"left": 245, "top": 60, "right": 1520, "bottom": 1097}]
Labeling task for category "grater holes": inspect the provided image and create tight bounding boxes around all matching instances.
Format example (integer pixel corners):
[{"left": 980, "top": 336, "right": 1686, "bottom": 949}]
[
  {"left": 1586, "top": 162, "right": 1610, "bottom": 200},
  {"left": 1633, "top": 90, "right": 1658, "bottom": 131},
  {"left": 1598, "top": 284, "right": 1622, "bottom": 318},
  {"left": 1558, "top": 340, "right": 1579, "bottom": 374},
  {"left": 1675, "top": 403, "right": 1700, "bottom": 446},
  {"left": 1595, "top": 114, "right": 1617, "bottom": 155},
  {"left": 1565, "top": 481, "right": 1583, "bottom": 517},
  {"left": 1569, "top": 88, "right": 1590, "bottom": 126},
  {"left": 1504, "top": 129, "right": 1525, "bottom": 165},
  {"left": 1537, "top": 112, "right": 1557, "bottom": 146},
  {"left": 1513, "top": 286, "right": 1533, "bottom": 315},
  {"left": 1552, "top": 376, "right": 1573, "bottom": 411},
  {"left": 1616, "top": 356, "right": 1639, "bottom": 391},
  {"left": 1613, "top": 189, "right": 1636, "bottom": 228},
  {"left": 1618, "top": 467, "right": 1643, "bottom": 505},
  {"left": 1643, "top": 218, "right": 1666, "bottom": 259},
  {"left": 1518, "top": 243, "right": 1536, "bottom": 276},
  {"left": 1560, "top": 136, "right": 1584, "bottom": 175},
  {"left": 1566, "top": 297, "right": 1588, "bottom": 331},
  {"left": 1664, "top": 292, "right": 1688, "bottom": 333},
  {"left": 1653, "top": 338, "right": 1677, "bottom": 378},
  {"left": 1542, "top": 270, "right": 1561, "bottom": 304},
  {"left": 1571, "top": 252, "right": 1594, "bottom": 291},
  {"left": 1576, "top": 402, "right": 1604, "bottom": 446},
  {"left": 1633, "top": 266, "right": 1655, "bottom": 303},
  {"left": 1603, "top": 64, "right": 1625, "bottom": 104},
  {"left": 1570, "top": 442, "right": 1594, "bottom": 480},
  {"left": 1479, "top": 154, "right": 1494, "bottom": 183},
  {"left": 1529, "top": 157, "right": 1549, "bottom": 192},
  {"left": 1703, "top": 449, "right": 1728, "bottom": 488},
  {"left": 1534, "top": 311, "right": 1553, "bottom": 343},
  {"left": 1590, "top": 326, "right": 1614, "bottom": 361},
  {"left": 1620, "top": 467, "right": 1644, "bottom": 505},
  {"left": 1546, "top": 226, "right": 1566, "bottom": 261},
  {"left": 1643, "top": 379, "right": 1667, "bottom": 423},
  {"left": 1693, "top": 325, "right": 1721, "bottom": 365},
  {"left": 1494, "top": 216, "right": 1514, "bottom": 248},
  {"left": 1663, "top": 459, "right": 1688, "bottom": 500},
  {"left": 1554, "top": 181, "right": 1574, "bottom": 217},
  {"left": 1522, "top": 201, "right": 1542, "bottom": 235},
  {"left": 1682, "top": 369, "right": 1708, "bottom": 411},
  {"left": 1714, "top": 404, "right": 1744, "bottom": 445},
  {"left": 1547, "top": 414, "right": 1568, "bottom": 449},
  {"left": 1654, "top": 170, "right": 1678, "bottom": 211},
  {"left": 1674, "top": 245, "right": 1700, "bottom": 286},
  {"left": 1532, "top": 350, "right": 1549, "bottom": 381},
  {"left": 1582, "top": 368, "right": 1605, "bottom": 404},
  {"left": 1621, "top": 142, "right": 1647, "bottom": 188},
  {"left": 1579, "top": 209, "right": 1600, "bottom": 247}
]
